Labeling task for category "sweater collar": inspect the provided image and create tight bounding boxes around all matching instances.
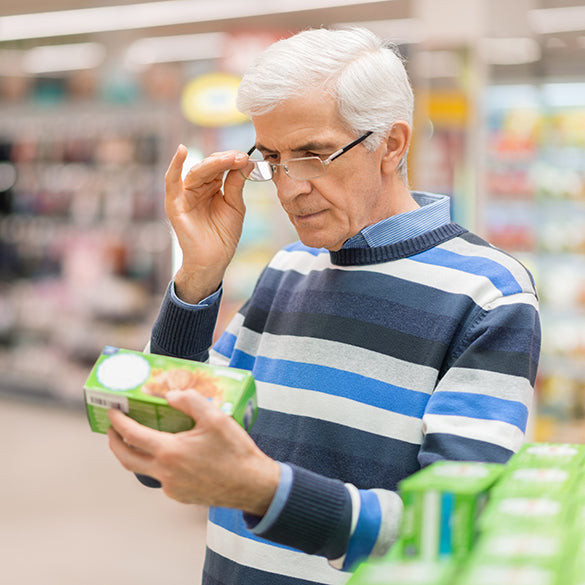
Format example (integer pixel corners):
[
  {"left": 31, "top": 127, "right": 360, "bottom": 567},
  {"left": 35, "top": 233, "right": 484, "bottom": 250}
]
[{"left": 330, "top": 223, "right": 467, "bottom": 266}]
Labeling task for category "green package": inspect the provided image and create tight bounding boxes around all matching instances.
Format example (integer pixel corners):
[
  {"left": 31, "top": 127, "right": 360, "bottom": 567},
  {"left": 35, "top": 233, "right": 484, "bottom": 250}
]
[
  {"left": 456, "top": 559, "right": 558, "bottom": 585},
  {"left": 569, "top": 534, "right": 585, "bottom": 585},
  {"left": 506, "top": 443, "right": 585, "bottom": 470},
  {"left": 347, "top": 558, "right": 455, "bottom": 585},
  {"left": 398, "top": 461, "right": 504, "bottom": 561},
  {"left": 490, "top": 466, "right": 575, "bottom": 499},
  {"left": 478, "top": 495, "right": 568, "bottom": 533},
  {"left": 471, "top": 528, "right": 566, "bottom": 570},
  {"left": 84, "top": 346, "right": 257, "bottom": 434}
]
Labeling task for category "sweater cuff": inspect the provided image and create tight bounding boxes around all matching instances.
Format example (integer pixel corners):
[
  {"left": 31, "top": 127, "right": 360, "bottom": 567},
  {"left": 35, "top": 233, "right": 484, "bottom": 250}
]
[
  {"left": 247, "top": 463, "right": 352, "bottom": 559},
  {"left": 246, "top": 463, "right": 293, "bottom": 533},
  {"left": 150, "top": 282, "right": 221, "bottom": 359}
]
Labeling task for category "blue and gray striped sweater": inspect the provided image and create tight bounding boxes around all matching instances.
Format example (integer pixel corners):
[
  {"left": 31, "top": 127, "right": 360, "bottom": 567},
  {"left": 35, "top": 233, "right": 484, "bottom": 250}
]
[{"left": 151, "top": 222, "right": 541, "bottom": 585}]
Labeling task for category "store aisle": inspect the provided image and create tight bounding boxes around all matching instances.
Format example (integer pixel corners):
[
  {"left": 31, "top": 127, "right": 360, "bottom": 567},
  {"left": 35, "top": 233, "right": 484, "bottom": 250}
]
[{"left": 0, "top": 396, "right": 207, "bottom": 585}]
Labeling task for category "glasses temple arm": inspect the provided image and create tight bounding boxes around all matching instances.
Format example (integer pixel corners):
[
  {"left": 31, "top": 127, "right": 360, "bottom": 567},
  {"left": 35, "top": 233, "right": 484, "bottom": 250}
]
[{"left": 328, "top": 130, "right": 373, "bottom": 162}]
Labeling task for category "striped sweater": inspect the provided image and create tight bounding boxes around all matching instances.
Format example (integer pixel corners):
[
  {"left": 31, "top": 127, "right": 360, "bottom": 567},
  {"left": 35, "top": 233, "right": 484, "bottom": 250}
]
[{"left": 151, "top": 222, "right": 541, "bottom": 585}]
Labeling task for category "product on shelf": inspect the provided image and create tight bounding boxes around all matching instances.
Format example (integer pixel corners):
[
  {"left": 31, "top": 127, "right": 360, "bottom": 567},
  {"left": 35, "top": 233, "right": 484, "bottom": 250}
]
[
  {"left": 455, "top": 560, "right": 558, "bottom": 585},
  {"left": 348, "top": 442, "right": 585, "bottom": 584},
  {"left": 484, "top": 83, "right": 585, "bottom": 444},
  {"left": 398, "top": 461, "right": 504, "bottom": 561},
  {"left": 0, "top": 105, "right": 174, "bottom": 402},
  {"left": 348, "top": 558, "right": 455, "bottom": 585}
]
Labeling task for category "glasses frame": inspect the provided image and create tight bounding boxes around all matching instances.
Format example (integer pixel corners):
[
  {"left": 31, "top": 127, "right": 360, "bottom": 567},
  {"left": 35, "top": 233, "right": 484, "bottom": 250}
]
[{"left": 243, "top": 130, "right": 373, "bottom": 182}]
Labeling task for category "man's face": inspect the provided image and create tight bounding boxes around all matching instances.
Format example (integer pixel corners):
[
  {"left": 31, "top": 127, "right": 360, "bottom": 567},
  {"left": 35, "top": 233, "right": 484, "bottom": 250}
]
[{"left": 251, "top": 93, "right": 392, "bottom": 251}]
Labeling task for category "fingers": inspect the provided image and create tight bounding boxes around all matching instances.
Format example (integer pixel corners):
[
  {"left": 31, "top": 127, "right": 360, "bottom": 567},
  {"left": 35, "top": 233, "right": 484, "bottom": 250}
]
[
  {"left": 165, "top": 389, "right": 222, "bottom": 423},
  {"left": 182, "top": 150, "right": 249, "bottom": 192},
  {"left": 107, "top": 425, "right": 154, "bottom": 476},
  {"left": 108, "top": 408, "right": 165, "bottom": 455},
  {"left": 164, "top": 144, "right": 188, "bottom": 196}
]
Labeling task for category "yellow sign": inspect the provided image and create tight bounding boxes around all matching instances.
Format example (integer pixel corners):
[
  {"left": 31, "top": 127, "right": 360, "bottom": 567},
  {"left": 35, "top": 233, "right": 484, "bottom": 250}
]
[{"left": 181, "top": 72, "right": 248, "bottom": 127}]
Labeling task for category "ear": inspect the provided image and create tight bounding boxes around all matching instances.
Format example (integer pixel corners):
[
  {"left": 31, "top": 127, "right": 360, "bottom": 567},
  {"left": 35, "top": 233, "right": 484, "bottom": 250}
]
[{"left": 380, "top": 121, "right": 411, "bottom": 175}]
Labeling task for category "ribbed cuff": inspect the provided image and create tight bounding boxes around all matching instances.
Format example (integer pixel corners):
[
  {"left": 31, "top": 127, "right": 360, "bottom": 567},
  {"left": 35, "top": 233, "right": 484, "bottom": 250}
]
[
  {"left": 253, "top": 464, "right": 352, "bottom": 559},
  {"left": 150, "top": 282, "right": 220, "bottom": 359}
]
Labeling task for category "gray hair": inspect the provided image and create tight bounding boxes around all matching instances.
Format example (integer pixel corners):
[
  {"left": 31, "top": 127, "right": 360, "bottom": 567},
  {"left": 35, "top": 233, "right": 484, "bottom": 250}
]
[{"left": 236, "top": 27, "right": 414, "bottom": 180}]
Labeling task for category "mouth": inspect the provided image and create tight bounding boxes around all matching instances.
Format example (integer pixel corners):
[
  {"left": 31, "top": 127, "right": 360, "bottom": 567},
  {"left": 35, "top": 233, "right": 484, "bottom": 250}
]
[{"left": 291, "top": 210, "right": 325, "bottom": 222}]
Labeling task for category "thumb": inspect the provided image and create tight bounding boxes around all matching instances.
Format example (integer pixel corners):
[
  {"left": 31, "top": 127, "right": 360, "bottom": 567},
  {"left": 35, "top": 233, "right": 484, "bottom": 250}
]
[
  {"left": 166, "top": 389, "right": 218, "bottom": 422},
  {"left": 223, "top": 154, "right": 248, "bottom": 215},
  {"left": 165, "top": 145, "right": 188, "bottom": 186}
]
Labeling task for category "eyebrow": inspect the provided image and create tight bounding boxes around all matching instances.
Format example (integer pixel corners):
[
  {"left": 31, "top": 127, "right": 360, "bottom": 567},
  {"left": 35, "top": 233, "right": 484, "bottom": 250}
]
[{"left": 255, "top": 140, "right": 338, "bottom": 155}]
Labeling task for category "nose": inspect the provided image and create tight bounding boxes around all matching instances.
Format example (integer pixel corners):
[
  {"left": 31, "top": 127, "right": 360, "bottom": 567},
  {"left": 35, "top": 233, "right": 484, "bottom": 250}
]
[{"left": 274, "top": 170, "right": 312, "bottom": 205}]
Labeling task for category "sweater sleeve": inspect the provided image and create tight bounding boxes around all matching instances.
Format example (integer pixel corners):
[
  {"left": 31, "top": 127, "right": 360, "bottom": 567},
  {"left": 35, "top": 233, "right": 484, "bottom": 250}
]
[
  {"left": 244, "top": 465, "right": 403, "bottom": 571},
  {"left": 150, "top": 282, "right": 221, "bottom": 361},
  {"left": 419, "top": 292, "right": 541, "bottom": 467}
]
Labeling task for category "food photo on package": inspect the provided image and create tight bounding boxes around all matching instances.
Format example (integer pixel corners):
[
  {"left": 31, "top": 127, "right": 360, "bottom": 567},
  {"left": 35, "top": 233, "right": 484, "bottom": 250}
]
[{"left": 84, "top": 346, "right": 257, "bottom": 435}]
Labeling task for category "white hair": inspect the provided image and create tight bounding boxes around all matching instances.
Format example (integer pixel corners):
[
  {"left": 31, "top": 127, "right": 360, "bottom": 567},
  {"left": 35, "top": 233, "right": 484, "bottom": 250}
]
[{"left": 236, "top": 27, "right": 414, "bottom": 179}]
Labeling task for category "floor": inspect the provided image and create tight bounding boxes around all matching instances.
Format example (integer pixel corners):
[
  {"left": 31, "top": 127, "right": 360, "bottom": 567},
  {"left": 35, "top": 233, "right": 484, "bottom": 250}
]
[{"left": 0, "top": 395, "right": 208, "bottom": 585}]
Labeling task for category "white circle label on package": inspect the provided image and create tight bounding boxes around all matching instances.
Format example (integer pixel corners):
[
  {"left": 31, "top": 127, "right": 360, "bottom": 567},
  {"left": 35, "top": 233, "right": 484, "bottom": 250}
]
[{"left": 97, "top": 353, "right": 151, "bottom": 391}]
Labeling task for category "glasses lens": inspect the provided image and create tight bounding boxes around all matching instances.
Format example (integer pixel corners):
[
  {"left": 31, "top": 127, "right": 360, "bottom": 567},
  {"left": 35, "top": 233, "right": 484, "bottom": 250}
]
[
  {"left": 286, "top": 157, "right": 326, "bottom": 180},
  {"left": 245, "top": 160, "right": 273, "bottom": 181}
]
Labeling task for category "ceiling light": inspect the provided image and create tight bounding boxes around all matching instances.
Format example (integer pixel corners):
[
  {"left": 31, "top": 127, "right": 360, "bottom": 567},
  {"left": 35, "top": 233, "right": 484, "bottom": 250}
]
[
  {"left": 341, "top": 18, "right": 425, "bottom": 44},
  {"left": 23, "top": 42, "right": 106, "bottom": 74},
  {"left": 417, "top": 50, "right": 461, "bottom": 78},
  {"left": 480, "top": 37, "right": 540, "bottom": 65},
  {"left": 0, "top": 0, "right": 396, "bottom": 42},
  {"left": 529, "top": 6, "right": 585, "bottom": 34},
  {"left": 126, "top": 32, "right": 224, "bottom": 67}
]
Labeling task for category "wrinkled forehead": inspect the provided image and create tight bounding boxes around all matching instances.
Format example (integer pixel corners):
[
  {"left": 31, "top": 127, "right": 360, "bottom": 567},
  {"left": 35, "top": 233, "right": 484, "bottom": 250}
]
[{"left": 250, "top": 93, "right": 350, "bottom": 154}]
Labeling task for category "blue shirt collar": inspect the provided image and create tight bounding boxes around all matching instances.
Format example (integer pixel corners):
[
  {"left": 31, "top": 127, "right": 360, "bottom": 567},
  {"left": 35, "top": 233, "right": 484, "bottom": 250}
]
[{"left": 343, "top": 192, "right": 451, "bottom": 249}]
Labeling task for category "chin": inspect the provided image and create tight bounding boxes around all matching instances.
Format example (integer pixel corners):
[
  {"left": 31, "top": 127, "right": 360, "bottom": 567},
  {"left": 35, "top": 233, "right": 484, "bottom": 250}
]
[{"left": 298, "top": 235, "right": 341, "bottom": 251}]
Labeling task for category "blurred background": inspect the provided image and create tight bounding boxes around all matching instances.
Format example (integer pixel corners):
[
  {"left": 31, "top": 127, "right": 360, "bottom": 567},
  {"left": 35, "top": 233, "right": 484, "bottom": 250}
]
[{"left": 1, "top": 0, "right": 584, "bottom": 583}]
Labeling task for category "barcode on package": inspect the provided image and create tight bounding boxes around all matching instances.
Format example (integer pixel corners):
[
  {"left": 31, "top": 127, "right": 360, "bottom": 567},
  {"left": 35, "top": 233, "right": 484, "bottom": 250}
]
[{"left": 86, "top": 390, "right": 129, "bottom": 413}]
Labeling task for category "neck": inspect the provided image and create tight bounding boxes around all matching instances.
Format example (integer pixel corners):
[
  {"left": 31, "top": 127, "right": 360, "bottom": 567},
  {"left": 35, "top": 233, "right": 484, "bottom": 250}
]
[{"left": 378, "top": 176, "right": 419, "bottom": 222}]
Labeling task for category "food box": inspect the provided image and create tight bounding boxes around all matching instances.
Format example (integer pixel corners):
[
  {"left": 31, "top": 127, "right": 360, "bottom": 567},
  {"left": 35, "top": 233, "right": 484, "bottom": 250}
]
[
  {"left": 506, "top": 443, "right": 585, "bottom": 470},
  {"left": 84, "top": 346, "right": 257, "bottom": 434},
  {"left": 471, "top": 528, "right": 566, "bottom": 570},
  {"left": 455, "top": 560, "right": 558, "bottom": 585},
  {"left": 347, "top": 558, "right": 454, "bottom": 585},
  {"left": 489, "top": 466, "right": 575, "bottom": 499},
  {"left": 478, "top": 495, "right": 568, "bottom": 533},
  {"left": 398, "top": 461, "right": 504, "bottom": 561},
  {"left": 570, "top": 533, "right": 585, "bottom": 585}
]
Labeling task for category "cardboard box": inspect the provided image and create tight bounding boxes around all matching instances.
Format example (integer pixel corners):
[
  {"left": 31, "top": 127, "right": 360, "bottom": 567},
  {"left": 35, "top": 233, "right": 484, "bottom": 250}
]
[
  {"left": 84, "top": 346, "right": 257, "bottom": 434},
  {"left": 398, "top": 461, "right": 504, "bottom": 561}
]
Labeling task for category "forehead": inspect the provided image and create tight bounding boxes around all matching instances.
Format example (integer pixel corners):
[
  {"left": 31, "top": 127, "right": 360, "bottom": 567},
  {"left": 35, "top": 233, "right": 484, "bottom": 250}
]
[{"left": 251, "top": 93, "right": 350, "bottom": 152}]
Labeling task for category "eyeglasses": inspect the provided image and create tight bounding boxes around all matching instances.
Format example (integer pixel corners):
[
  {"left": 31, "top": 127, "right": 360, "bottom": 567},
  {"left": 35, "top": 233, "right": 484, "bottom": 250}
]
[{"left": 242, "top": 131, "right": 373, "bottom": 182}]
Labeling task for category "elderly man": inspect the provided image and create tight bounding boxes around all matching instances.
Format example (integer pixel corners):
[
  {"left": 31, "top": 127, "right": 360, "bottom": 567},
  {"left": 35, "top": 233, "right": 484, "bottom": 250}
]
[{"left": 107, "top": 26, "right": 540, "bottom": 585}]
